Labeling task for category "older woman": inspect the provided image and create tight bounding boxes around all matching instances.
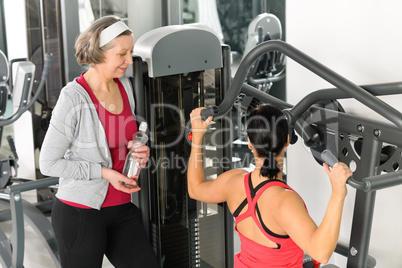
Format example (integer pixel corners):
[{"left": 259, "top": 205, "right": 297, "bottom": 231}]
[{"left": 40, "top": 15, "right": 159, "bottom": 268}]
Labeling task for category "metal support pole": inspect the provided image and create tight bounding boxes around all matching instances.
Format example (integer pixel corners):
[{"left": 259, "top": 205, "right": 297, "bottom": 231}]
[
  {"left": 9, "top": 191, "right": 24, "bottom": 268},
  {"left": 347, "top": 137, "right": 381, "bottom": 268},
  {"left": 132, "top": 56, "right": 151, "bottom": 239},
  {"left": 221, "top": 45, "right": 234, "bottom": 268}
]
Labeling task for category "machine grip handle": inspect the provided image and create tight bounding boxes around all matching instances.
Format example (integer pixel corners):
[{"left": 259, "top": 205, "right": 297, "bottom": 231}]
[
  {"left": 320, "top": 149, "right": 370, "bottom": 191},
  {"left": 41, "top": 53, "right": 53, "bottom": 81},
  {"left": 321, "top": 149, "right": 338, "bottom": 167},
  {"left": 6, "top": 135, "right": 18, "bottom": 161},
  {"left": 201, "top": 106, "right": 219, "bottom": 121}
]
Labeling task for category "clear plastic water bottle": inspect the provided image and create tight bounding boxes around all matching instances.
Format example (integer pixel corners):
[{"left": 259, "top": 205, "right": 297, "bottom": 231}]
[{"left": 122, "top": 122, "right": 148, "bottom": 187}]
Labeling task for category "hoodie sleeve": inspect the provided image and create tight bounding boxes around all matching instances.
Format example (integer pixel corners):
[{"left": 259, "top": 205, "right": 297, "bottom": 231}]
[{"left": 39, "top": 86, "right": 103, "bottom": 180}]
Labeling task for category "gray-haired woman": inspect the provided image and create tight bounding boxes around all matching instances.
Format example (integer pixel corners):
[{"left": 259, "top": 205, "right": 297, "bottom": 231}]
[{"left": 40, "top": 15, "right": 159, "bottom": 268}]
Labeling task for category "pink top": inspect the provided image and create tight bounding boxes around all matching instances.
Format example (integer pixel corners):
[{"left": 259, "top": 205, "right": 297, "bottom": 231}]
[
  {"left": 60, "top": 74, "right": 137, "bottom": 208},
  {"left": 234, "top": 173, "right": 305, "bottom": 267}
]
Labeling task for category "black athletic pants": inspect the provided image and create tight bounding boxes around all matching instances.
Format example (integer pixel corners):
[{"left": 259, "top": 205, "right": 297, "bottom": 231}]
[{"left": 51, "top": 198, "right": 160, "bottom": 268}]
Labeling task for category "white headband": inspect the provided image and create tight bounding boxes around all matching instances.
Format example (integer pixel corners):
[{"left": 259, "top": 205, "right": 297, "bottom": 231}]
[{"left": 99, "top": 21, "right": 131, "bottom": 47}]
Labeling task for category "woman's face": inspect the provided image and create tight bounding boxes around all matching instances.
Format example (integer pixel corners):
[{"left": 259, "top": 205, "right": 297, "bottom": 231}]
[{"left": 100, "top": 34, "right": 134, "bottom": 79}]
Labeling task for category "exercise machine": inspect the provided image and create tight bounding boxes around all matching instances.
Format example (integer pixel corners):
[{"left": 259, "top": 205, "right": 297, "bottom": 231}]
[
  {"left": 0, "top": 51, "right": 60, "bottom": 268},
  {"left": 131, "top": 23, "right": 402, "bottom": 267},
  {"left": 202, "top": 39, "right": 402, "bottom": 267},
  {"left": 133, "top": 24, "right": 234, "bottom": 268}
]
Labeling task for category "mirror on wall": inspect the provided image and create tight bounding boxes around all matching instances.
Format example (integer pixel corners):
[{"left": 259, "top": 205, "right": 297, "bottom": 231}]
[
  {"left": 76, "top": 0, "right": 131, "bottom": 78},
  {"left": 180, "top": 0, "right": 286, "bottom": 100},
  {"left": 178, "top": 0, "right": 287, "bottom": 183},
  {"left": 182, "top": 2, "right": 284, "bottom": 58},
  {"left": 78, "top": 0, "right": 128, "bottom": 31},
  {"left": 0, "top": 1, "right": 7, "bottom": 56},
  {"left": 26, "top": 0, "right": 64, "bottom": 109}
]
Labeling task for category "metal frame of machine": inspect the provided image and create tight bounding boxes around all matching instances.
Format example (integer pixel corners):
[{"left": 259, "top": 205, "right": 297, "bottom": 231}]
[{"left": 206, "top": 39, "right": 402, "bottom": 268}]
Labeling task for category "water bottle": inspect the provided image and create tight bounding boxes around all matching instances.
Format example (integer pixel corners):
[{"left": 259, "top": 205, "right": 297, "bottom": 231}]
[{"left": 122, "top": 122, "right": 148, "bottom": 186}]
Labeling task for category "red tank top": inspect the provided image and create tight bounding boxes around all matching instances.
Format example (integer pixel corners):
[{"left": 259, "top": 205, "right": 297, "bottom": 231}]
[
  {"left": 61, "top": 74, "right": 137, "bottom": 208},
  {"left": 234, "top": 173, "right": 305, "bottom": 267}
]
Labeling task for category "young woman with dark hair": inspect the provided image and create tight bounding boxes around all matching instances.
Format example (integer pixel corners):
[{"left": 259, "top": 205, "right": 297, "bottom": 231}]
[{"left": 188, "top": 104, "right": 352, "bottom": 267}]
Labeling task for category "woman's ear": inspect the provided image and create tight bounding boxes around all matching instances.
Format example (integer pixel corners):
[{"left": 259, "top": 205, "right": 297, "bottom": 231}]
[
  {"left": 285, "top": 135, "right": 290, "bottom": 148},
  {"left": 247, "top": 137, "right": 253, "bottom": 151}
]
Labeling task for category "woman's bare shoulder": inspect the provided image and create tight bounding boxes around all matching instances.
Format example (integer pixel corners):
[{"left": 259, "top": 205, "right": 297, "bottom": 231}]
[
  {"left": 259, "top": 185, "right": 304, "bottom": 212},
  {"left": 218, "top": 168, "right": 250, "bottom": 180}
]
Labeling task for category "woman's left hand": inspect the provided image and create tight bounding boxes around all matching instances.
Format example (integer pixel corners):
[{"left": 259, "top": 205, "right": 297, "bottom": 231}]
[{"left": 128, "top": 143, "right": 150, "bottom": 169}]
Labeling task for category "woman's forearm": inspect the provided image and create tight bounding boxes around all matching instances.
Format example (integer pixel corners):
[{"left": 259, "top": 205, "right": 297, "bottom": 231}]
[
  {"left": 187, "top": 135, "right": 205, "bottom": 199},
  {"left": 309, "top": 194, "right": 345, "bottom": 263}
]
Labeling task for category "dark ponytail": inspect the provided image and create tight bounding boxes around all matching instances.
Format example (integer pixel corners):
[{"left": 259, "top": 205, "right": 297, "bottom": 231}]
[{"left": 246, "top": 104, "right": 288, "bottom": 179}]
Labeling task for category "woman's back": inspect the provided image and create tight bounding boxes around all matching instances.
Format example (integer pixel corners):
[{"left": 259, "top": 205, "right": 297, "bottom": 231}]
[
  {"left": 188, "top": 105, "right": 352, "bottom": 266},
  {"left": 225, "top": 170, "right": 304, "bottom": 267},
  {"left": 225, "top": 169, "right": 283, "bottom": 246}
]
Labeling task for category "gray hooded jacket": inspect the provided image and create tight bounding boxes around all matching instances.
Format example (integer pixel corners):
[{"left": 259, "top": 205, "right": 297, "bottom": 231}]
[{"left": 39, "top": 76, "right": 135, "bottom": 209}]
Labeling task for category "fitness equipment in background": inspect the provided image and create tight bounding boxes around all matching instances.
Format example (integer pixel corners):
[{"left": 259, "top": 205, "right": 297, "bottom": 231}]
[
  {"left": 0, "top": 51, "right": 60, "bottom": 268},
  {"left": 202, "top": 39, "right": 402, "bottom": 268},
  {"left": 242, "top": 13, "right": 286, "bottom": 94},
  {"left": 231, "top": 13, "right": 286, "bottom": 171}
]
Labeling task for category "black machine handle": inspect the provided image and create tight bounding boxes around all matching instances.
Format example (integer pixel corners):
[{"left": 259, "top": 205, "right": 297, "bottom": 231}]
[
  {"left": 6, "top": 135, "right": 18, "bottom": 161},
  {"left": 200, "top": 106, "right": 219, "bottom": 120},
  {"left": 210, "top": 40, "right": 402, "bottom": 129},
  {"left": 186, "top": 106, "right": 220, "bottom": 143},
  {"left": 320, "top": 149, "right": 402, "bottom": 192},
  {"left": 0, "top": 53, "right": 52, "bottom": 127}
]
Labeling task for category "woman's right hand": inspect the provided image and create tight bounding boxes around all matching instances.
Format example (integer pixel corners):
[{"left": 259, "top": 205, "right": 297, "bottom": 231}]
[
  {"left": 190, "top": 108, "right": 213, "bottom": 142},
  {"left": 102, "top": 167, "right": 141, "bottom": 193},
  {"left": 323, "top": 162, "right": 352, "bottom": 199}
]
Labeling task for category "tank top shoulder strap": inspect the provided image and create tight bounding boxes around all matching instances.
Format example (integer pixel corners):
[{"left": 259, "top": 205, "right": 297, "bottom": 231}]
[
  {"left": 234, "top": 172, "right": 306, "bottom": 237},
  {"left": 233, "top": 173, "right": 270, "bottom": 217},
  {"left": 233, "top": 173, "right": 253, "bottom": 221},
  {"left": 234, "top": 173, "right": 284, "bottom": 221}
]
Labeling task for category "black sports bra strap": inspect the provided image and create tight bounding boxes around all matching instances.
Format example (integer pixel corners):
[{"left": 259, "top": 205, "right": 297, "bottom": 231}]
[
  {"left": 255, "top": 201, "right": 289, "bottom": 239},
  {"left": 233, "top": 176, "right": 271, "bottom": 217},
  {"left": 233, "top": 199, "right": 247, "bottom": 217},
  {"left": 249, "top": 174, "right": 284, "bottom": 198},
  {"left": 250, "top": 176, "right": 271, "bottom": 198},
  {"left": 234, "top": 173, "right": 290, "bottom": 239}
]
